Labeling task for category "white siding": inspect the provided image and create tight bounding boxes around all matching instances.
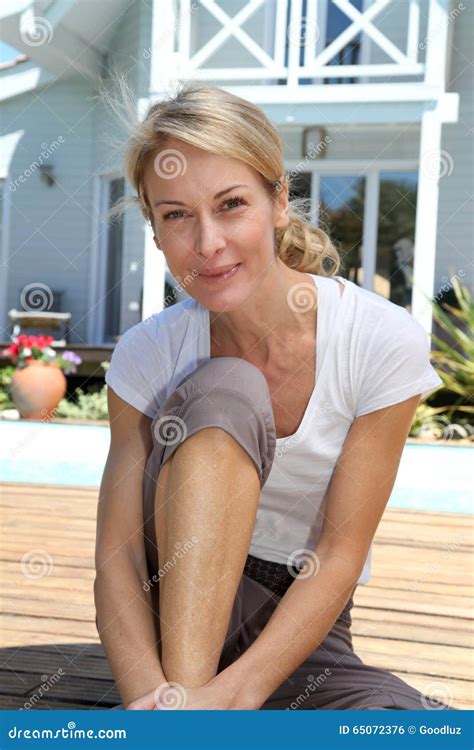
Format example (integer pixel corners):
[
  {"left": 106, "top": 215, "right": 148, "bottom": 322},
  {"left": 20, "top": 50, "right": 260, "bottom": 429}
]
[
  {"left": 435, "top": 1, "right": 473, "bottom": 293},
  {"left": 1, "top": 0, "right": 152, "bottom": 342}
]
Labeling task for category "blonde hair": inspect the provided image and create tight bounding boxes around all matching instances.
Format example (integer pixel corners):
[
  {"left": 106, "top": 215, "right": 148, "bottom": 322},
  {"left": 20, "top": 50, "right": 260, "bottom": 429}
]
[{"left": 104, "top": 77, "right": 340, "bottom": 276}]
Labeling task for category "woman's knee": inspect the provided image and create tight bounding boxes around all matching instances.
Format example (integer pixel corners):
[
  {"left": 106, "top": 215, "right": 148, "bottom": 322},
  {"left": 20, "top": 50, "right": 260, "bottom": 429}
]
[{"left": 150, "top": 356, "right": 277, "bottom": 489}]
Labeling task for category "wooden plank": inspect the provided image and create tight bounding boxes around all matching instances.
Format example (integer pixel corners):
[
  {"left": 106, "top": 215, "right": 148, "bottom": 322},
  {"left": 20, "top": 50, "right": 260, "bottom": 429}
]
[
  {"left": 0, "top": 672, "right": 120, "bottom": 707},
  {"left": 352, "top": 620, "right": 472, "bottom": 648},
  {"left": 0, "top": 598, "right": 96, "bottom": 621},
  {"left": 0, "top": 632, "right": 98, "bottom": 648},
  {"left": 0, "top": 560, "right": 95, "bottom": 579},
  {"left": 0, "top": 614, "right": 98, "bottom": 639},
  {"left": 353, "top": 586, "right": 472, "bottom": 618},
  {"left": 366, "top": 577, "right": 472, "bottom": 597},
  {"left": 0, "top": 695, "right": 109, "bottom": 710},
  {"left": 352, "top": 637, "right": 471, "bottom": 680},
  {"left": 1, "top": 649, "right": 115, "bottom": 681},
  {"left": 0, "top": 572, "right": 94, "bottom": 593},
  {"left": 390, "top": 672, "right": 473, "bottom": 710},
  {"left": 0, "top": 480, "right": 471, "bottom": 711},
  {"left": 0, "top": 551, "right": 94, "bottom": 568}
]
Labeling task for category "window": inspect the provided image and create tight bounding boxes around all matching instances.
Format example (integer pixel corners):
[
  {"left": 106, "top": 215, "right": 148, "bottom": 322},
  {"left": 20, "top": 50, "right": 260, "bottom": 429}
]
[
  {"left": 319, "top": 175, "right": 365, "bottom": 283},
  {"left": 375, "top": 171, "right": 418, "bottom": 309},
  {"left": 103, "top": 178, "right": 125, "bottom": 341}
]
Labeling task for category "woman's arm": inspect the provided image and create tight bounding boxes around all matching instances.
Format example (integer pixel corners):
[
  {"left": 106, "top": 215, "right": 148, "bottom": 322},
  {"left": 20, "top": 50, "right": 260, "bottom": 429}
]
[
  {"left": 218, "top": 393, "right": 422, "bottom": 710},
  {"left": 94, "top": 387, "right": 167, "bottom": 707}
]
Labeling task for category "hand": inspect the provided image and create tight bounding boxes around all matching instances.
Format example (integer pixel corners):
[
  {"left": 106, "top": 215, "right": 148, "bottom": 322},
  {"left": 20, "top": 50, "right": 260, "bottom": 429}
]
[{"left": 126, "top": 671, "right": 254, "bottom": 711}]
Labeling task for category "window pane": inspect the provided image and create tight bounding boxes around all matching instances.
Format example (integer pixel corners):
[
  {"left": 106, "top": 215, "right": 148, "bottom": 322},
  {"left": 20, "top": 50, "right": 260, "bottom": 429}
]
[
  {"left": 324, "top": 0, "right": 362, "bottom": 84},
  {"left": 104, "top": 178, "right": 125, "bottom": 341},
  {"left": 319, "top": 175, "right": 365, "bottom": 282},
  {"left": 375, "top": 172, "right": 418, "bottom": 309},
  {"left": 288, "top": 170, "right": 312, "bottom": 213}
]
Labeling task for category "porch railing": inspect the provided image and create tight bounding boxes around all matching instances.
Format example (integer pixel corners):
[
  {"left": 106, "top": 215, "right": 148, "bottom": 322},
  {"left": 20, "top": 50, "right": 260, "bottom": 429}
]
[{"left": 167, "top": 0, "right": 427, "bottom": 88}]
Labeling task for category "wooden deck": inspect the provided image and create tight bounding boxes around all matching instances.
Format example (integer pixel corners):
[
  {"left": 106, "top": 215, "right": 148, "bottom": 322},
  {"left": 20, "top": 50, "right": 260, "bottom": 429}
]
[{"left": 0, "top": 482, "right": 472, "bottom": 710}]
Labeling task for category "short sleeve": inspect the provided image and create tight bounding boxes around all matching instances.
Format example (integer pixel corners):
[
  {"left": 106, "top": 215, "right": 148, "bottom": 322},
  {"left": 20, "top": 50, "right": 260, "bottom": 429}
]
[
  {"left": 355, "top": 308, "right": 443, "bottom": 418},
  {"left": 105, "top": 320, "right": 169, "bottom": 418}
]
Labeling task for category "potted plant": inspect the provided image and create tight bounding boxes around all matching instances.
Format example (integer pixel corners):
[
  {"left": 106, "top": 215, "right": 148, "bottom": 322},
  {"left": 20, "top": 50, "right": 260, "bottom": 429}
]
[{"left": 1, "top": 335, "right": 82, "bottom": 420}]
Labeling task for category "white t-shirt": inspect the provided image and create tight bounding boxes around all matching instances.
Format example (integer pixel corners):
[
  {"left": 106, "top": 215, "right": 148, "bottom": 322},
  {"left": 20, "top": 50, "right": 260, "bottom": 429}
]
[{"left": 105, "top": 274, "right": 443, "bottom": 585}]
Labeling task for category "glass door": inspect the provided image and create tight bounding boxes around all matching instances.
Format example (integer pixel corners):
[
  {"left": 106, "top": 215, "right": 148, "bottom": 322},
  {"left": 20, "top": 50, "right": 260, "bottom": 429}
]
[
  {"left": 375, "top": 171, "right": 418, "bottom": 310},
  {"left": 103, "top": 177, "right": 125, "bottom": 342},
  {"left": 318, "top": 174, "right": 365, "bottom": 284}
]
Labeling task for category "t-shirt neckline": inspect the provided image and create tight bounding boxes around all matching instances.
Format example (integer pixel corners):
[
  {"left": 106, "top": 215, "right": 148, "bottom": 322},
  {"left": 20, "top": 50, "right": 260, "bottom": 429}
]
[{"left": 202, "top": 273, "right": 348, "bottom": 446}]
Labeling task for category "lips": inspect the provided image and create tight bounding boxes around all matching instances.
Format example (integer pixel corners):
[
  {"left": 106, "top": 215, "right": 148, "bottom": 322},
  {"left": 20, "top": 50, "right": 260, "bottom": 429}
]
[{"left": 198, "top": 263, "right": 241, "bottom": 277}]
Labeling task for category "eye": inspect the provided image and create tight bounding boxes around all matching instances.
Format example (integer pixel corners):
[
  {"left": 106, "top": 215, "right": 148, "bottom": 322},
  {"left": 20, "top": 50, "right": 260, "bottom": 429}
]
[
  {"left": 221, "top": 196, "right": 245, "bottom": 210},
  {"left": 163, "top": 196, "right": 246, "bottom": 221}
]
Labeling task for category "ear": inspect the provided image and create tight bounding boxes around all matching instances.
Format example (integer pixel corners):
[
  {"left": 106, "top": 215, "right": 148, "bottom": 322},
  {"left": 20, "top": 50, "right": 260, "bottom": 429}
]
[
  {"left": 273, "top": 175, "right": 289, "bottom": 230},
  {"left": 152, "top": 234, "right": 162, "bottom": 252}
]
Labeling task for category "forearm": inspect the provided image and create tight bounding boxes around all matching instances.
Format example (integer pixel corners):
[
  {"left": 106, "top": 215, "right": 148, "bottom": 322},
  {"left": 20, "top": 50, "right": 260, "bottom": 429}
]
[
  {"left": 222, "top": 552, "right": 362, "bottom": 709},
  {"left": 94, "top": 555, "right": 166, "bottom": 706}
]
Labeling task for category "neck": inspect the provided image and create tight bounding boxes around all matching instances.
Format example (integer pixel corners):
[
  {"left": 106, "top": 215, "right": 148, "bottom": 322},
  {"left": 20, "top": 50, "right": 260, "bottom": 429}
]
[{"left": 209, "top": 262, "right": 317, "bottom": 363}]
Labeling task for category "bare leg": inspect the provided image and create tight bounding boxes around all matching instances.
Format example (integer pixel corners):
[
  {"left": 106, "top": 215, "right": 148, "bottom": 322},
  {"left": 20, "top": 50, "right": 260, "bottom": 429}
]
[{"left": 155, "top": 427, "right": 261, "bottom": 688}]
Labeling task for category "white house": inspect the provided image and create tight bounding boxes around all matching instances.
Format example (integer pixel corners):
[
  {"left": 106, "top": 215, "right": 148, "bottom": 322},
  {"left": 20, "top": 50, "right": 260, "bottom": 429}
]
[{"left": 0, "top": 0, "right": 471, "bottom": 348}]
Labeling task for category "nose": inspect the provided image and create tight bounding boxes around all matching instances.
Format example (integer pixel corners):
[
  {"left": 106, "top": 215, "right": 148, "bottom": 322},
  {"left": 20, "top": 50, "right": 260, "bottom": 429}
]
[{"left": 195, "top": 216, "right": 227, "bottom": 260}]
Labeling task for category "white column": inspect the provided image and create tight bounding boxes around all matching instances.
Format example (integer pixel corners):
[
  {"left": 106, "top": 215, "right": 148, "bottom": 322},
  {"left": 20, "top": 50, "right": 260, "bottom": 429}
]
[
  {"left": 140, "top": 0, "right": 177, "bottom": 320},
  {"left": 411, "top": 0, "right": 449, "bottom": 334},
  {"left": 361, "top": 168, "right": 379, "bottom": 291},
  {"left": 0, "top": 180, "right": 11, "bottom": 338},
  {"left": 411, "top": 109, "right": 443, "bottom": 332},
  {"left": 150, "top": 0, "right": 179, "bottom": 95},
  {"left": 142, "top": 224, "right": 166, "bottom": 320}
]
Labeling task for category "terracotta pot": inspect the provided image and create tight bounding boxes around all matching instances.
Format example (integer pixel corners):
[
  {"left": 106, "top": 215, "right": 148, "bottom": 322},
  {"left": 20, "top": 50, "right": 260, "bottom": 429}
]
[{"left": 9, "top": 361, "right": 67, "bottom": 420}]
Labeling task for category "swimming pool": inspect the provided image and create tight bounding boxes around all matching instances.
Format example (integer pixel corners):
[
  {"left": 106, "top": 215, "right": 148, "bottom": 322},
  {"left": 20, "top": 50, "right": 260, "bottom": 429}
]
[{"left": 0, "top": 421, "right": 471, "bottom": 513}]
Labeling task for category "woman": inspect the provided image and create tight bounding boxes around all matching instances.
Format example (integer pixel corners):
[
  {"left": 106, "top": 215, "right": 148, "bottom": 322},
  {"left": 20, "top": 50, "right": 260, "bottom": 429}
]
[{"left": 95, "top": 82, "right": 449, "bottom": 711}]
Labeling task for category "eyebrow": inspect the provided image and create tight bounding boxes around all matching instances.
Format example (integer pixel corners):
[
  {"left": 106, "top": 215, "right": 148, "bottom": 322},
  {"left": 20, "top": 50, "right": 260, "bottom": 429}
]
[{"left": 153, "top": 184, "right": 248, "bottom": 208}]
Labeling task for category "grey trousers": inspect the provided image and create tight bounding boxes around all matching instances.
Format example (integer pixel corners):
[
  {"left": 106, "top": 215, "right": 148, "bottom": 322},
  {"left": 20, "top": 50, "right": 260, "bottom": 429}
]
[{"left": 120, "top": 356, "right": 454, "bottom": 710}]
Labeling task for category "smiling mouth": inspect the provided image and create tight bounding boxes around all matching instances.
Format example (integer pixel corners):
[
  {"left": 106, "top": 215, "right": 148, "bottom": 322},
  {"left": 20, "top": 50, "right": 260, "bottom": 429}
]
[{"left": 197, "top": 263, "right": 241, "bottom": 282}]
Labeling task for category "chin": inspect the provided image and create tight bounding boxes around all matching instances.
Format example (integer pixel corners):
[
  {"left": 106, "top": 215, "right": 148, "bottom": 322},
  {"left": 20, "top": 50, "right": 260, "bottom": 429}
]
[{"left": 192, "top": 265, "right": 252, "bottom": 311}]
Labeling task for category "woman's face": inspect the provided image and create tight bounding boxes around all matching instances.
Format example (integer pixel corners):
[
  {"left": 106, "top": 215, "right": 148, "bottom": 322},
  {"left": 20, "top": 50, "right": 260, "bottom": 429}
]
[{"left": 142, "top": 138, "right": 288, "bottom": 312}]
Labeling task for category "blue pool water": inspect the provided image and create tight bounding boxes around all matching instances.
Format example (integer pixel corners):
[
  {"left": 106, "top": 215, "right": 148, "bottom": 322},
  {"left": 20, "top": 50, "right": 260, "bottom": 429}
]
[{"left": 0, "top": 421, "right": 472, "bottom": 513}]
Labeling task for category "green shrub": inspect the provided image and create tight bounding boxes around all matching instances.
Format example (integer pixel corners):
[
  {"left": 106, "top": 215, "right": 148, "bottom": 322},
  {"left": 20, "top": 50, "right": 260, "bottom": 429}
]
[
  {"left": 0, "top": 366, "right": 15, "bottom": 411},
  {"left": 409, "top": 278, "right": 473, "bottom": 440}
]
